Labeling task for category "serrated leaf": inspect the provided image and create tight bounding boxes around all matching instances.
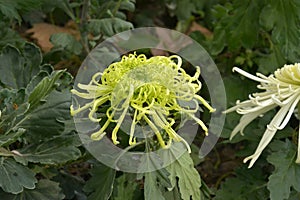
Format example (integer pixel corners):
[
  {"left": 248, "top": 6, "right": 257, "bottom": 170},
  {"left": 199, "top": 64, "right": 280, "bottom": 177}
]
[
  {"left": 215, "top": 166, "right": 268, "bottom": 200},
  {"left": 15, "top": 135, "right": 81, "bottom": 165},
  {"left": 211, "top": 0, "right": 264, "bottom": 53},
  {"left": 0, "top": 179, "right": 65, "bottom": 200},
  {"left": 0, "top": 157, "right": 37, "bottom": 194},
  {"left": 260, "top": 0, "right": 300, "bottom": 62},
  {"left": 84, "top": 163, "right": 116, "bottom": 200},
  {"left": 0, "top": 43, "right": 41, "bottom": 89},
  {"left": 267, "top": 140, "right": 300, "bottom": 200},
  {"left": 88, "top": 18, "right": 133, "bottom": 37},
  {"left": 50, "top": 33, "right": 82, "bottom": 55},
  {"left": 20, "top": 89, "right": 71, "bottom": 142},
  {"left": 162, "top": 143, "right": 202, "bottom": 200}
]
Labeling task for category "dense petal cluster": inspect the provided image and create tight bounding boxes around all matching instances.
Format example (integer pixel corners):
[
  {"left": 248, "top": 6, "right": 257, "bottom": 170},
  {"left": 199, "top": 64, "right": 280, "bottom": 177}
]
[
  {"left": 225, "top": 63, "right": 300, "bottom": 168},
  {"left": 71, "top": 53, "right": 214, "bottom": 152}
]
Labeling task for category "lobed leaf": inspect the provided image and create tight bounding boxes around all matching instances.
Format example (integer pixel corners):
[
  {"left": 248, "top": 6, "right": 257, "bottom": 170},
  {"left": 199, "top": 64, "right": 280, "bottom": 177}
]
[{"left": 0, "top": 158, "right": 37, "bottom": 194}]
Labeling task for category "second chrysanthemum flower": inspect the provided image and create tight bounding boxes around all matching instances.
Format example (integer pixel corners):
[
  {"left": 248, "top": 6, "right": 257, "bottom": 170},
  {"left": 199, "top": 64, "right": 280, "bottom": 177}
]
[{"left": 225, "top": 63, "right": 300, "bottom": 168}]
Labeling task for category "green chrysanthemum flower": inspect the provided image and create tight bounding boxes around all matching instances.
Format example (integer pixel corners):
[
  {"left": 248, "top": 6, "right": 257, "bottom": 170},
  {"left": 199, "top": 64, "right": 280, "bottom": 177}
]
[
  {"left": 225, "top": 63, "right": 300, "bottom": 168},
  {"left": 71, "top": 53, "right": 214, "bottom": 152}
]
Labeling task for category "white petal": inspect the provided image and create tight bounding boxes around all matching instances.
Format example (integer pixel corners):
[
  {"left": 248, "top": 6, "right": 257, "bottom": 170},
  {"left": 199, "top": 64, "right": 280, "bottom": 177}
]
[
  {"left": 233, "top": 67, "right": 270, "bottom": 83},
  {"left": 244, "top": 99, "right": 294, "bottom": 168}
]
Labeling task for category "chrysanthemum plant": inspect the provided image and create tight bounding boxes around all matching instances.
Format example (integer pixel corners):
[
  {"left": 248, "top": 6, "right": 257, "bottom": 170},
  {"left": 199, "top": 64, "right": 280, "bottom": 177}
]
[{"left": 71, "top": 53, "right": 215, "bottom": 199}]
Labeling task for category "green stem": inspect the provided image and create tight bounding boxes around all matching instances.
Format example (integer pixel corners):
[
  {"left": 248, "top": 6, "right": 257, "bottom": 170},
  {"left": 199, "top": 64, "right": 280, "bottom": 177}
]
[{"left": 80, "top": 0, "right": 90, "bottom": 55}]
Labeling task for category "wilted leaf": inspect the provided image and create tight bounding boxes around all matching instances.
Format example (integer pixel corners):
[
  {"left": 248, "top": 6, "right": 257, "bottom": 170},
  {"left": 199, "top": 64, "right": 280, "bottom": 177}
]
[
  {"left": 26, "top": 22, "right": 80, "bottom": 52},
  {"left": 0, "top": 158, "right": 37, "bottom": 194}
]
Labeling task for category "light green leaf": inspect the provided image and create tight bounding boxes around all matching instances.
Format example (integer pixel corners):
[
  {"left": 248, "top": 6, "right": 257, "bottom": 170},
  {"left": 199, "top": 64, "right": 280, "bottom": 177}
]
[
  {"left": 0, "top": 43, "right": 41, "bottom": 89},
  {"left": 162, "top": 143, "right": 202, "bottom": 200},
  {"left": 144, "top": 172, "right": 165, "bottom": 200},
  {"left": 0, "top": 179, "right": 65, "bottom": 200},
  {"left": 28, "top": 70, "right": 65, "bottom": 111},
  {"left": 88, "top": 18, "right": 133, "bottom": 37},
  {"left": 15, "top": 135, "right": 81, "bottom": 165},
  {"left": 84, "top": 163, "right": 116, "bottom": 200},
  {"left": 162, "top": 184, "right": 181, "bottom": 200},
  {"left": 0, "top": 158, "right": 37, "bottom": 194},
  {"left": 267, "top": 140, "right": 300, "bottom": 200}
]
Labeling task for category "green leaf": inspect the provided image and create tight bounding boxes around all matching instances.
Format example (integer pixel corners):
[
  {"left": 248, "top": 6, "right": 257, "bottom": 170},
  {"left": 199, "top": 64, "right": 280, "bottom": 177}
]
[
  {"left": 20, "top": 89, "right": 71, "bottom": 142},
  {"left": 162, "top": 143, "right": 202, "bottom": 200},
  {"left": 211, "top": 0, "right": 265, "bottom": 53},
  {"left": 215, "top": 166, "right": 269, "bottom": 200},
  {"left": 144, "top": 172, "right": 165, "bottom": 200},
  {"left": 0, "top": 128, "right": 25, "bottom": 147},
  {"left": 88, "top": 18, "right": 133, "bottom": 37},
  {"left": 0, "top": 158, "right": 37, "bottom": 194},
  {"left": 255, "top": 43, "right": 286, "bottom": 74},
  {"left": 0, "top": 43, "right": 41, "bottom": 89},
  {"left": 162, "top": 184, "right": 181, "bottom": 200},
  {"left": 0, "top": 179, "right": 65, "bottom": 200},
  {"left": 113, "top": 174, "right": 139, "bottom": 200},
  {"left": 28, "top": 70, "right": 65, "bottom": 111},
  {"left": 267, "top": 140, "right": 300, "bottom": 200},
  {"left": 260, "top": 0, "right": 300, "bottom": 62},
  {"left": 50, "top": 33, "right": 82, "bottom": 55},
  {"left": 0, "top": 0, "right": 21, "bottom": 22},
  {"left": 0, "top": 23, "right": 24, "bottom": 50},
  {"left": 14, "top": 135, "right": 81, "bottom": 165},
  {"left": 120, "top": 1, "right": 135, "bottom": 12},
  {"left": 53, "top": 172, "right": 86, "bottom": 200},
  {"left": 84, "top": 163, "right": 116, "bottom": 200}
]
